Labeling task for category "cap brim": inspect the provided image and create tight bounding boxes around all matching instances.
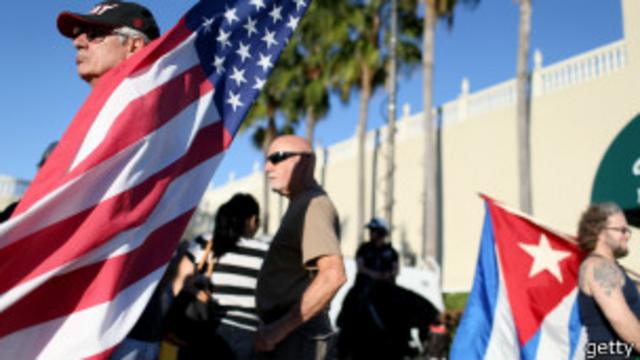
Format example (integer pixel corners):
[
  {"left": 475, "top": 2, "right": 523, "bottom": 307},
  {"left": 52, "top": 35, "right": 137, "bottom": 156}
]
[{"left": 57, "top": 12, "right": 117, "bottom": 38}]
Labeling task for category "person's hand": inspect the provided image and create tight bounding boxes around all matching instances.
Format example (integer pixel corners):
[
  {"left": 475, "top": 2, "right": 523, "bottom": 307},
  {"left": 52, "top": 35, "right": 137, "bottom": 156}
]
[{"left": 253, "top": 321, "right": 290, "bottom": 352}]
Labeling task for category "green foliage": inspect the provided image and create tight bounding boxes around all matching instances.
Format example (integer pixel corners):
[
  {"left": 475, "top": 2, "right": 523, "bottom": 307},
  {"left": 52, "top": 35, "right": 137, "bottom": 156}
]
[{"left": 443, "top": 292, "right": 469, "bottom": 311}]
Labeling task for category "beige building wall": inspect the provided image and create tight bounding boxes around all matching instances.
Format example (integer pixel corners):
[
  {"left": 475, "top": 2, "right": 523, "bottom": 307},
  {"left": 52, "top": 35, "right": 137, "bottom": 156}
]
[{"left": 197, "top": 0, "right": 640, "bottom": 291}]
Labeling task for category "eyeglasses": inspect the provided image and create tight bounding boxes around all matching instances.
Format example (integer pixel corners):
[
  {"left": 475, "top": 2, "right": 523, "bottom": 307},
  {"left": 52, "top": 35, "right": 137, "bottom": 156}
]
[
  {"left": 266, "top": 151, "right": 312, "bottom": 165},
  {"left": 72, "top": 26, "right": 127, "bottom": 43},
  {"left": 606, "top": 226, "right": 632, "bottom": 236}
]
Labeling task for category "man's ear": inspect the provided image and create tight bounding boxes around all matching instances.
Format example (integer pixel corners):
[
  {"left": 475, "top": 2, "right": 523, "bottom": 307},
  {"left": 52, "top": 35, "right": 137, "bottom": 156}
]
[{"left": 126, "top": 37, "right": 146, "bottom": 57}]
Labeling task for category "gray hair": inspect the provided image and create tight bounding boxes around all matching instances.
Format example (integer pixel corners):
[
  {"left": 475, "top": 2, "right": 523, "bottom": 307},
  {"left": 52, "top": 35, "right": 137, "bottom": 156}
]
[
  {"left": 114, "top": 26, "right": 150, "bottom": 44},
  {"left": 577, "top": 202, "right": 623, "bottom": 253}
]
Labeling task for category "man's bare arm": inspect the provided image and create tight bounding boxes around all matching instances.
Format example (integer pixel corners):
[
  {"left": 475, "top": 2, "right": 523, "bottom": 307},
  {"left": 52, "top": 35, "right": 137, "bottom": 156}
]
[
  {"left": 588, "top": 259, "right": 640, "bottom": 351},
  {"left": 254, "top": 254, "right": 346, "bottom": 351}
]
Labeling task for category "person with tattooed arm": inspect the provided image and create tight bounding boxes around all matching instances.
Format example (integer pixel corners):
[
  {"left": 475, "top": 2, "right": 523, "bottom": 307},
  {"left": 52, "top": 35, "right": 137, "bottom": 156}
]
[{"left": 577, "top": 203, "right": 640, "bottom": 359}]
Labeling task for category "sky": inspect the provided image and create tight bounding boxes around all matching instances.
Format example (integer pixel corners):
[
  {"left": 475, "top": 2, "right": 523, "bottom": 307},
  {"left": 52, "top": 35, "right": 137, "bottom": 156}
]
[{"left": 0, "top": 0, "right": 623, "bottom": 189}]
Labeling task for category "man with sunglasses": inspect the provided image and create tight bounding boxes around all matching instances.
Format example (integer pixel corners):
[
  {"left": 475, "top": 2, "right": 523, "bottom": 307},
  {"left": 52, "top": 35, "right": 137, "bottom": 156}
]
[
  {"left": 577, "top": 203, "right": 640, "bottom": 358},
  {"left": 254, "top": 135, "right": 347, "bottom": 359},
  {"left": 57, "top": 1, "right": 160, "bottom": 87}
]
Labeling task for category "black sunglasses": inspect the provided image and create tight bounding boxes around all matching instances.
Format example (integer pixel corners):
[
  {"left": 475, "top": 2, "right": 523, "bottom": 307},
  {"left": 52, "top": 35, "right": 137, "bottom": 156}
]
[
  {"left": 72, "top": 26, "right": 118, "bottom": 43},
  {"left": 266, "top": 151, "right": 312, "bottom": 165}
]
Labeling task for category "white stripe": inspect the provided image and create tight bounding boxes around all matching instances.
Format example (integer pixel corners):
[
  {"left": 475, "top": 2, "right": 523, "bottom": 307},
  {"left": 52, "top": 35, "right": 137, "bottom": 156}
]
[
  {"left": 535, "top": 288, "right": 578, "bottom": 359},
  {"left": 0, "top": 153, "right": 224, "bottom": 313},
  {"left": 484, "top": 245, "right": 520, "bottom": 359},
  {"left": 211, "top": 272, "right": 257, "bottom": 288},
  {"left": 226, "top": 310, "right": 259, "bottom": 321},
  {"left": 237, "top": 238, "right": 270, "bottom": 251},
  {"left": 217, "top": 253, "right": 264, "bottom": 270},
  {"left": 221, "top": 319, "right": 257, "bottom": 332},
  {"left": 215, "top": 294, "right": 256, "bottom": 308},
  {"left": 0, "top": 266, "right": 164, "bottom": 360},
  {"left": 71, "top": 31, "right": 200, "bottom": 169},
  {"left": 0, "top": 91, "right": 220, "bottom": 250}
]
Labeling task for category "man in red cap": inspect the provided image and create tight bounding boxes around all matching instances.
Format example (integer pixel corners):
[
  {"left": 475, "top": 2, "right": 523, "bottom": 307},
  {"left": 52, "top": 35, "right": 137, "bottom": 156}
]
[{"left": 57, "top": 1, "right": 160, "bottom": 87}]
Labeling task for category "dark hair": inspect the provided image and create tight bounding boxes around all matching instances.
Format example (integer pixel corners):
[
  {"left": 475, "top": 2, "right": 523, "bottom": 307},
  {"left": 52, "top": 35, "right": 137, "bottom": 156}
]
[
  {"left": 577, "top": 202, "right": 622, "bottom": 253},
  {"left": 213, "top": 193, "right": 259, "bottom": 257}
]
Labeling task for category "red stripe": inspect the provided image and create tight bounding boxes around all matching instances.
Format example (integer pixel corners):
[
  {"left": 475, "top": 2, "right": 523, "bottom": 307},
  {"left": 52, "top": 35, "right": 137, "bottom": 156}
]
[
  {"left": 68, "top": 65, "right": 212, "bottom": 178},
  {"left": 0, "top": 210, "right": 191, "bottom": 338},
  {"left": 0, "top": 122, "right": 230, "bottom": 294},
  {"left": 15, "top": 19, "right": 193, "bottom": 215}
]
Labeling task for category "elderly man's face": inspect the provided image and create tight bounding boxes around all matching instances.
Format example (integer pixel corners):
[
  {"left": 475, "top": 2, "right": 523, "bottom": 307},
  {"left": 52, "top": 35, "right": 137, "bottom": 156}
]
[
  {"left": 264, "top": 144, "right": 310, "bottom": 197},
  {"left": 72, "top": 27, "right": 132, "bottom": 86}
]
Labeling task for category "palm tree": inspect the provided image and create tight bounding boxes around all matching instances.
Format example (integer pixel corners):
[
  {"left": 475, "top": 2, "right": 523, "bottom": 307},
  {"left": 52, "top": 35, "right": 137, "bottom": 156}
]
[
  {"left": 334, "top": 0, "right": 420, "bottom": 244},
  {"left": 385, "top": 0, "right": 422, "bottom": 234},
  {"left": 516, "top": 0, "right": 532, "bottom": 214},
  {"left": 291, "top": 0, "right": 348, "bottom": 143},
  {"left": 422, "top": 0, "right": 478, "bottom": 263}
]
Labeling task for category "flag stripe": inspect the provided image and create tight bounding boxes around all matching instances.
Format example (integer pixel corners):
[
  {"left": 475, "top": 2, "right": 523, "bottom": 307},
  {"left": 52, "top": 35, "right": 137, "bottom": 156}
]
[
  {"left": 0, "top": 89, "right": 219, "bottom": 251},
  {"left": 0, "top": 267, "right": 165, "bottom": 360},
  {"left": 0, "top": 121, "right": 228, "bottom": 295},
  {"left": 0, "top": 211, "right": 190, "bottom": 338},
  {"left": 69, "top": 64, "right": 212, "bottom": 176},
  {"left": 0, "top": 153, "right": 224, "bottom": 314}
]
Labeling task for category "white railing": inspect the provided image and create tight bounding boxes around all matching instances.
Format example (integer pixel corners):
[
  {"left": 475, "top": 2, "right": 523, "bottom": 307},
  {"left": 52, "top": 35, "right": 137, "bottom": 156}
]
[{"left": 537, "top": 40, "right": 627, "bottom": 94}]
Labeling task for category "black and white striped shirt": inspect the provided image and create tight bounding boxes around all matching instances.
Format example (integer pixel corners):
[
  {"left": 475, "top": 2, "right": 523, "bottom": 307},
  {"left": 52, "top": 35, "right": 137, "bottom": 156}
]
[{"left": 210, "top": 237, "right": 269, "bottom": 331}]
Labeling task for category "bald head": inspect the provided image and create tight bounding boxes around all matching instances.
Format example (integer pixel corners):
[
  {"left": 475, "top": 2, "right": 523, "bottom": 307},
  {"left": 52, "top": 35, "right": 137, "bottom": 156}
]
[
  {"left": 265, "top": 135, "right": 316, "bottom": 198},
  {"left": 269, "top": 135, "right": 313, "bottom": 153}
]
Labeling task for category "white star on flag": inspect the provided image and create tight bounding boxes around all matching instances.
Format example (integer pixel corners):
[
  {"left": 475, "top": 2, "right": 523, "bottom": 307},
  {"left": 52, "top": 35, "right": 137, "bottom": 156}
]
[
  {"left": 519, "top": 234, "right": 571, "bottom": 283},
  {"left": 294, "top": 0, "right": 306, "bottom": 11},
  {"left": 230, "top": 67, "right": 247, "bottom": 86},
  {"left": 212, "top": 56, "right": 225, "bottom": 74},
  {"left": 202, "top": 17, "right": 214, "bottom": 33},
  {"left": 224, "top": 6, "right": 239, "bottom": 25},
  {"left": 217, "top": 28, "right": 231, "bottom": 48},
  {"left": 286, "top": 15, "right": 300, "bottom": 30},
  {"left": 244, "top": 17, "right": 258, "bottom": 37},
  {"left": 257, "top": 53, "right": 273, "bottom": 72},
  {"left": 249, "top": 0, "right": 265, "bottom": 11},
  {"left": 253, "top": 76, "right": 266, "bottom": 90},
  {"left": 236, "top": 42, "right": 252, "bottom": 62},
  {"left": 269, "top": 5, "right": 283, "bottom": 23},
  {"left": 227, "top": 91, "right": 244, "bottom": 111},
  {"left": 261, "top": 29, "right": 278, "bottom": 49}
]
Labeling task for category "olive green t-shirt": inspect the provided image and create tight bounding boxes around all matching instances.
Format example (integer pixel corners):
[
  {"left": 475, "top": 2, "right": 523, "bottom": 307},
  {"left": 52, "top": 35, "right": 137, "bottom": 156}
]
[{"left": 256, "top": 185, "right": 341, "bottom": 323}]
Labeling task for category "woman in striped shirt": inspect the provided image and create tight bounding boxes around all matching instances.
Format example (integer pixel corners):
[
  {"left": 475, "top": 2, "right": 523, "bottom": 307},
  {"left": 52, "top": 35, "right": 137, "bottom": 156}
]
[{"left": 209, "top": 193, "right": 269, "bottom": 360}]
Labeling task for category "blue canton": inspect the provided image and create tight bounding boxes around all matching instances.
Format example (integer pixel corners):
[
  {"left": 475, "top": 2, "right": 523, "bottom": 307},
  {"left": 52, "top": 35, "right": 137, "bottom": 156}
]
[{"left": 185, "top": 0, "right": 309, "bottom": 137}]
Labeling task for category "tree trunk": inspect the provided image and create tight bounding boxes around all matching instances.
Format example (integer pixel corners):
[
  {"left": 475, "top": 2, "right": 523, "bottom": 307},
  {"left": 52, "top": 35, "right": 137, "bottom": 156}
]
[
  {"left": 356, "top": 65, "right": 372, "bottom": 244},
  {"left": 305, "top": 105, "right": 316, "bottom": 144},
  {"left": 516, "top": 0, "right": 533, "bottom": 214},
  {"left": 422, "top": 1, "right": 439, "bottom": 264},
  {"left": 261, "top": 116, "right": 277, "bottom": 235},
  {"left": 385, "top": 0, "right": 398, "bottom": 236}
]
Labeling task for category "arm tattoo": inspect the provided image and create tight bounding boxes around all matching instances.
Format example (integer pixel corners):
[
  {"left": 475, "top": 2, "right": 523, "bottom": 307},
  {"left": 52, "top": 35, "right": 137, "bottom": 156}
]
[{"left": 592, "top": 261, "right": 622, "bottom": 297}]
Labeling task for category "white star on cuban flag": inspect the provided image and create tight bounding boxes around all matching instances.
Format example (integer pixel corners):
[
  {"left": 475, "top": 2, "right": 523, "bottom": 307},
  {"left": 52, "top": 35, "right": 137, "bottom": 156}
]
[{"left": 519, "top": 234, "right": 572, "bottom": 283}]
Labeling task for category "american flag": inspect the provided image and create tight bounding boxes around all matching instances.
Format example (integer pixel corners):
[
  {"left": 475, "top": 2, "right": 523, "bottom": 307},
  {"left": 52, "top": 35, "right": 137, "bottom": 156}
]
[{"left": 0, "top": 0, "right": 309, "bottom": 358}]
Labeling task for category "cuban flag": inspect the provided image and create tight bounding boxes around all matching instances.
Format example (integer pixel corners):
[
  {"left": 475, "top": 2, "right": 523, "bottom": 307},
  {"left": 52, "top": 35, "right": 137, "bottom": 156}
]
[
  {"left": 0, "top": 0, "right": 309, "bottom": 358},
  {"left": 450, "top": 196, "right": 586, "bottom": 359}
]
